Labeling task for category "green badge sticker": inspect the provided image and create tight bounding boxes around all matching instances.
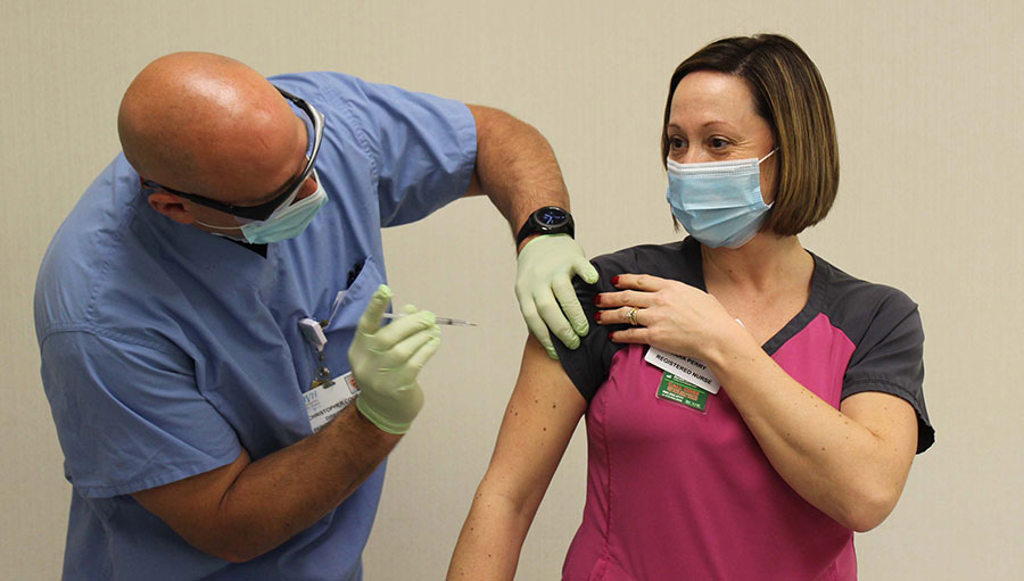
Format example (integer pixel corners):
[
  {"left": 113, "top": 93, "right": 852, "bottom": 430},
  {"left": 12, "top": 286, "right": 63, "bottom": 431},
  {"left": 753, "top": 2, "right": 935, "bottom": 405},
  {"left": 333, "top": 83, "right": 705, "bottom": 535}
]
[{"left": 657, "top": 372, "right": 709, "bottom": 413}]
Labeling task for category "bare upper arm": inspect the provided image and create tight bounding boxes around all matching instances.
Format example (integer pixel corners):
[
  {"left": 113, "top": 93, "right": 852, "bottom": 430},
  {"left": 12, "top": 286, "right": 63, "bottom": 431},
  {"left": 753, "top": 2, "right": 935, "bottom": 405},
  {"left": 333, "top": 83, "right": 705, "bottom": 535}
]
[
  {"left": 460, "top": 104, "right": 500, "bottom": 198},
  {"left": 481, "top": 336, "right": 587, "bottom": 510}
]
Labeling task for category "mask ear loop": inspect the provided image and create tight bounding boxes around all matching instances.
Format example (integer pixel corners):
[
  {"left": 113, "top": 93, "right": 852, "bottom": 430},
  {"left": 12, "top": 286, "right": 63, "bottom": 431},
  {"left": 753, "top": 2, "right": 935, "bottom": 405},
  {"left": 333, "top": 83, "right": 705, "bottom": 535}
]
[
  {"left": 758, "top": 148, "right": 779, "bottom": 164},
  {"left": 758, "top": 148, "right": 779, "bottom": 211},
  {"left": 193, "top": 219, "right": 242, "bottom": 231}
]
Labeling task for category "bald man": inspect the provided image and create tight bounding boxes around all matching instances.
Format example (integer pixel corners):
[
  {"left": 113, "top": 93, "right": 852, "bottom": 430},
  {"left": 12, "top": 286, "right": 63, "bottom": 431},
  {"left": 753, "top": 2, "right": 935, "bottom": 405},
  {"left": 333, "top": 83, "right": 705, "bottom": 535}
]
[{"left": 34, "top": 52, "right": 598, "bottom": 580}]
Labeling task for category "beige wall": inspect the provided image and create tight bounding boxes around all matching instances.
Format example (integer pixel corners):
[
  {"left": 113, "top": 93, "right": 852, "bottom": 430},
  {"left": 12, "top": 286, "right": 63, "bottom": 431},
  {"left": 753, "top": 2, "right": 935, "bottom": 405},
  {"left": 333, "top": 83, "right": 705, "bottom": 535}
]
[{"left": 3, "top": 1, "right": 1021, "bottom": 578}]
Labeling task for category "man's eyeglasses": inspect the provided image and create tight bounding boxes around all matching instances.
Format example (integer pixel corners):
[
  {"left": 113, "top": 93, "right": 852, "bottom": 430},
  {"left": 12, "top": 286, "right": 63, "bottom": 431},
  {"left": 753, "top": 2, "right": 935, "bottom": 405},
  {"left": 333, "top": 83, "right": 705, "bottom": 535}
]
[{"left": 142, "top": 86, "right": 325, "bottom": 222}]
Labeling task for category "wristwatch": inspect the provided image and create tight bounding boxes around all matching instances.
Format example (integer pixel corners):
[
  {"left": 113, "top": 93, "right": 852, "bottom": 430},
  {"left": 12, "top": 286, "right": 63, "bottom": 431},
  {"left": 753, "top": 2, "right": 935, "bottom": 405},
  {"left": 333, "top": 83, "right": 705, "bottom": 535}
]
[{"left": 515, "top": 206, "right": 575, "bottom": 246}]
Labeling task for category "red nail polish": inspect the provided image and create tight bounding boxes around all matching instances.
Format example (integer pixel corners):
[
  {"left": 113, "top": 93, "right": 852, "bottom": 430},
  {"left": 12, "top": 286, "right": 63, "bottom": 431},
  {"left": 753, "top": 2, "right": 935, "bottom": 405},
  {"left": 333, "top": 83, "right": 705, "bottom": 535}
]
[
  {"left": 608, "top": 331, "right": 616, "bottom": 341},
  {"left": 594, "top": 312, "right": 602, "bottom": 322},
  {"left": 611, "top": 275, "right": 620, "bottom": 285},
  {"left": 593, "top": 295, "right": 602, "bottom": 306}
]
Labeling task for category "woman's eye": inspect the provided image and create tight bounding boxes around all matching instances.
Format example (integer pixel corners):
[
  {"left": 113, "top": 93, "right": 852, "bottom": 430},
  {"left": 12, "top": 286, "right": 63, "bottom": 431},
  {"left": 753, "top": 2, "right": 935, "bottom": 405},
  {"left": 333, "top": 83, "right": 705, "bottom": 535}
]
[
  {"left": 709, "top": 137, "right": 729, "bottom": 149},
  {"left": 668, "top": 137, "right": 686, "bottom": 150}
]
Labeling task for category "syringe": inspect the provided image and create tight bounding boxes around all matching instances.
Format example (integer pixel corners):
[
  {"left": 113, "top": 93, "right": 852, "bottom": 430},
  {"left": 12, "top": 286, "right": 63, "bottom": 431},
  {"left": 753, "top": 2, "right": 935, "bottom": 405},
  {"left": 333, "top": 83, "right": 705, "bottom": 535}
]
[{"left": 380, "top": 313, "right": 477, "bottom": 327}]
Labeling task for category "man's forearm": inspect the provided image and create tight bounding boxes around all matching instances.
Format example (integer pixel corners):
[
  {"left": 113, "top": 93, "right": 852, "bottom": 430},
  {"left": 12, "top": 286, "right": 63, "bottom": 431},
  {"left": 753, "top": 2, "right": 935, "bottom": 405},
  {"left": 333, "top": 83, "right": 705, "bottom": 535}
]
[
  {"left": 217, "top": 406, "right": 399, "bottom": 559},
  {"left": 134, "top": 405, "right": 400, "bottom": 562}
]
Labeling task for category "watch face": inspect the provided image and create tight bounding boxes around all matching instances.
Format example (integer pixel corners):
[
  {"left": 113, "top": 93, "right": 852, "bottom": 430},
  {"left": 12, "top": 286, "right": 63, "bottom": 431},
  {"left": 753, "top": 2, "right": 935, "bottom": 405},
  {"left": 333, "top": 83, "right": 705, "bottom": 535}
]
[
  {"left": 536, "top": 207, "right": 568, "bottom": 227},
  {"left": 517, "top": 206, "right": 573, "bottom": 245}
]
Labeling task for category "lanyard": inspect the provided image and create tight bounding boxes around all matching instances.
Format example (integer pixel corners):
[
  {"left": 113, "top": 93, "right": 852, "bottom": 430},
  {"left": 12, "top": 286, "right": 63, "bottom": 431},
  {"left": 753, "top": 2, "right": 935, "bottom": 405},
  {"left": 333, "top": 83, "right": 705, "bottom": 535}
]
[{"left": 298, "top": 290, "right": 348, "bottom": 387}]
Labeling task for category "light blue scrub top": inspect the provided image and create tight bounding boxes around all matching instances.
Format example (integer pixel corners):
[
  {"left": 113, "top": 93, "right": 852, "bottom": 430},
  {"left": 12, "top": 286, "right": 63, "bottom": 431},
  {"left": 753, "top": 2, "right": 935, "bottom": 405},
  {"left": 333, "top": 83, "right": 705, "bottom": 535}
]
[{"left": 34, "top": 71, "right": 477, "bottom": 580}]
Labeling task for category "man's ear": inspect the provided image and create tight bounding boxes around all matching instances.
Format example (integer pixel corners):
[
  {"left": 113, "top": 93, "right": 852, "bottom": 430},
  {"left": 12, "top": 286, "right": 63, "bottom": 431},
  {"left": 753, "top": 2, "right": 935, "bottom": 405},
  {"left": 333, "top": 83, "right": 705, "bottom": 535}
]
[{"left": 147, "top": 191, "right": 196, "bottom": 224}]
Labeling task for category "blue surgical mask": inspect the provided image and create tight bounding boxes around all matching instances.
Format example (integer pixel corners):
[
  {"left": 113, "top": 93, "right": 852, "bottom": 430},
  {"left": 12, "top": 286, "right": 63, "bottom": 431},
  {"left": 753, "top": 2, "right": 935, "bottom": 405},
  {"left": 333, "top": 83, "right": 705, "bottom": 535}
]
[
  {"left": 665, "top": 150, "right": 776, "bottom": 249},
  {"left": 197, "top": 170, "right": 328, "bottom": 244}
]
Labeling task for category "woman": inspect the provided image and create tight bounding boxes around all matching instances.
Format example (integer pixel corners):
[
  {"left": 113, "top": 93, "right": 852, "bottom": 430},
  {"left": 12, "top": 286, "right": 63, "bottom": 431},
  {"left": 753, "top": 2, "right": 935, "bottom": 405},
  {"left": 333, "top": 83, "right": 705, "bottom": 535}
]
[{"left": 448, "top": 34, "right": 933, "bottom": 580}]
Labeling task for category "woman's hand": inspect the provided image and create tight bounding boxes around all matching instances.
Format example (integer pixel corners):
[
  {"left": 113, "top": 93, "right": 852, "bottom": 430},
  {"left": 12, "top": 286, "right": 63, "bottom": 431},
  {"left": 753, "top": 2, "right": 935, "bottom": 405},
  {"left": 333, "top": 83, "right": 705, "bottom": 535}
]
[{"left": 595, "top": 274, "right": 745, "bottom": 359}]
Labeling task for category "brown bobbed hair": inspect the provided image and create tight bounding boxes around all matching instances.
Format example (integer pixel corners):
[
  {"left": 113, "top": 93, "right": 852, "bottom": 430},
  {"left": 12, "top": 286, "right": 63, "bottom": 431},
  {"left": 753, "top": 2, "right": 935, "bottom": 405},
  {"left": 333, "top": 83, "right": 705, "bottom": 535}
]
[{"left": 662, "top": 34, "right": 839, "bottom": 236}]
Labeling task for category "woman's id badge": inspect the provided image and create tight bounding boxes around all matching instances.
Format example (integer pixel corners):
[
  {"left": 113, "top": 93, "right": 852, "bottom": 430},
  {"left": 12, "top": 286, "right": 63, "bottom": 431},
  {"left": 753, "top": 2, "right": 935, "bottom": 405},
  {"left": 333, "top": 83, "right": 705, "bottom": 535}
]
[
  {"left": 644, "top": 347, "right": 721, "bottom": 394},
  {"left": 645, "top": 347, "right": 721, "bottom": 413},
  {"left": 657, "top": 372, "right": 710, "bottom": 413}
]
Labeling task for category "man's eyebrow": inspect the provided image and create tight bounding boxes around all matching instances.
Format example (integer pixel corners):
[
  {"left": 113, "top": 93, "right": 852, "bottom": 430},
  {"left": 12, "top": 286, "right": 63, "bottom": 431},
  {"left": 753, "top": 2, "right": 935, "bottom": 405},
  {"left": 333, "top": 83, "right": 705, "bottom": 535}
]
[
  {"left": 255, "top": 179, "right": 295, "bottom": 204},
  {"left": 253, "top": 156, "right": 307, "bottom": 204}
]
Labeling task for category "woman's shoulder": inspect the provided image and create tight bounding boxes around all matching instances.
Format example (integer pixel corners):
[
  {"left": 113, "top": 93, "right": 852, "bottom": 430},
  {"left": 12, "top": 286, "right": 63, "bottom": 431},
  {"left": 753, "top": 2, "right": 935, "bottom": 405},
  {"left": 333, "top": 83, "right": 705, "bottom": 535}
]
[
  {"left": 591, "top": 238, "right": 702, "bottom": 283},
  {"left": 813, "top": 254, "right": 916, "bottom": 304},
  {"left": 809, "top": 253, "right": 921, "bottom": 339}
]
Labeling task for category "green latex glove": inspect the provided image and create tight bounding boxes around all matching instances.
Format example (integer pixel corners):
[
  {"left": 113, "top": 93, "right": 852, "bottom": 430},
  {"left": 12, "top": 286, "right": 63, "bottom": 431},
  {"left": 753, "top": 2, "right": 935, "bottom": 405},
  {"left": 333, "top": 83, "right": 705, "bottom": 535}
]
[
  {"left": 350, "top": 285, "right": 442, "bottom": 434},
  {"left": 515, "top": 234, "right": 599, "bottom": 359}
]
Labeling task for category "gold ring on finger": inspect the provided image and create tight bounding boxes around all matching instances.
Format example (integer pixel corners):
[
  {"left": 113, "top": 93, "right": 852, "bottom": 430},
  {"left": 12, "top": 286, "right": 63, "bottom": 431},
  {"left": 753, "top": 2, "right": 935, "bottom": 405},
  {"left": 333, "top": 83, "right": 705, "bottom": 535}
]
[{"left": 627, "top": 306, "right": 639, "bottom": 326}]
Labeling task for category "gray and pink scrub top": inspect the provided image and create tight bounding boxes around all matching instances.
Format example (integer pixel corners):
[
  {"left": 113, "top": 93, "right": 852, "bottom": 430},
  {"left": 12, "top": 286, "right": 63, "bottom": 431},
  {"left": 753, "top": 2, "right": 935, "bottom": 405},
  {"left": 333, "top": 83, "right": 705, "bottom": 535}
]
[{"left": 553, "top": 236, "right": 933, "bottom": 581}]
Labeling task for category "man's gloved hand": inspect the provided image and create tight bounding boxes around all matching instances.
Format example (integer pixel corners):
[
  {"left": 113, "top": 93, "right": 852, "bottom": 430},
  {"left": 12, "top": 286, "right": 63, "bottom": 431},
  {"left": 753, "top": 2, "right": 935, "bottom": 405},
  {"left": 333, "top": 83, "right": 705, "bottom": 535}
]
[
  {"left": 350, "top": 285, "right": 442, "bottom": 434},
  {"left": 515, "top": 234, "right": 599, "bottom": 359}
]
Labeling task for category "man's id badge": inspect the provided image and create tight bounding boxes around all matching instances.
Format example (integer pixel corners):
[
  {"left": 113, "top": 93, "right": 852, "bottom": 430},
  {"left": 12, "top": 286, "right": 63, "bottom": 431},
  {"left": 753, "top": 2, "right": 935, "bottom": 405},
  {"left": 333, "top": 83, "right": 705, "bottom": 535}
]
[
  {"left": 657, "top": 372, "right": 710, "bottom": 413},
  {"left": 303, "top": 371, "right": 359, "bottom": 433}
]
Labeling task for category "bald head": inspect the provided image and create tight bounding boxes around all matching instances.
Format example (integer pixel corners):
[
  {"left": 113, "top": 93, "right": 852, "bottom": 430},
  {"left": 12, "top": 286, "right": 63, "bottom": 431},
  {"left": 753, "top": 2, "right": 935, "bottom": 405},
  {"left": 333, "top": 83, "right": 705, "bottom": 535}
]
[{"left": 118, "top": 52, "right": 306, "bottom": 204}]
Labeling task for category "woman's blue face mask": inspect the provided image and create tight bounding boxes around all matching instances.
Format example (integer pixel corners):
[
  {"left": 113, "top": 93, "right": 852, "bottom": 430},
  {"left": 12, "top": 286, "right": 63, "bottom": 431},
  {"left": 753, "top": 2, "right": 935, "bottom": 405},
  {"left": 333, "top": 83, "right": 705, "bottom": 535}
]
[{"left": 665, "top": 149, "right": 777, "bottom": 249}]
